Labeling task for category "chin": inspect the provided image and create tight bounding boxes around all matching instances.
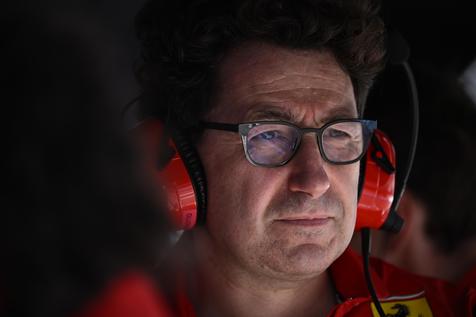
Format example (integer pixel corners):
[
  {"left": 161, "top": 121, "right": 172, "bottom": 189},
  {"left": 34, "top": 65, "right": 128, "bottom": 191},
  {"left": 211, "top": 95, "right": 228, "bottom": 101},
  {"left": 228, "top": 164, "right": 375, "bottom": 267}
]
[{"left": 269, "top": 243, "right": 339, "bottom": 279}]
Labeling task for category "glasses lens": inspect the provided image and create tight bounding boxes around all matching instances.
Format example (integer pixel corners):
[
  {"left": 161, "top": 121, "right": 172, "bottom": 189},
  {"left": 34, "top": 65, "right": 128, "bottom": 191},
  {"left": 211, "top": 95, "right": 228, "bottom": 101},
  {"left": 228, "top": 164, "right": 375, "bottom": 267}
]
[
  {"left": 246, "top": 123, "right": 299, "bottom": 166},
  {"left": 321, "top": 121, "right": 370, "bottom": 163}
]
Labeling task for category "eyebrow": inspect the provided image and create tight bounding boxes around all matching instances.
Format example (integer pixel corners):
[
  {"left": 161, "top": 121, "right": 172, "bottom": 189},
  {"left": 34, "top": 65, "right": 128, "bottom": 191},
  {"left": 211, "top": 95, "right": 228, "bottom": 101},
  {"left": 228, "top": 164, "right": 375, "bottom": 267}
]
[
  {"left": 246, "top": 107, "right": 295, "bottom": 122},
  {"left": 245, "top": 104, "right": 358, "bottom": 126},
  {"left": 319, "top": 106, "right": 358, "bottom": 123}
]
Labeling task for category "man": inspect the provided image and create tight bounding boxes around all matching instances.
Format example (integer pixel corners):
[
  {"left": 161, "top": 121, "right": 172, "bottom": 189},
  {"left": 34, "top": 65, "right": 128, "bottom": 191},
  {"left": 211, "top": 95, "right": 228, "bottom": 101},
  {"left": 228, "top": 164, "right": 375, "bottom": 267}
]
[{"left": 135, "top": 0, "right": 476, "bottom": 316}]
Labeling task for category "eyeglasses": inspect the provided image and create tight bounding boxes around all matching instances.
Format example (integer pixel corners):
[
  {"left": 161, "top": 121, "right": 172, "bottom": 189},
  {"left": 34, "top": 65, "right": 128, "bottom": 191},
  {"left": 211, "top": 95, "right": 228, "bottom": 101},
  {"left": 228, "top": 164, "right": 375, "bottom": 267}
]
[{"left": 201, "top": 119, "right": 377, "bottom": 167}]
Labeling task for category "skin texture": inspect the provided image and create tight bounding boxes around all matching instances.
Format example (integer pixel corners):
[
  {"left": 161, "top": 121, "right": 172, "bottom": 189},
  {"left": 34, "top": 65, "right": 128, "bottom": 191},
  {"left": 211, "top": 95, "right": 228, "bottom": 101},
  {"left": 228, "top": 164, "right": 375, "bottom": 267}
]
[{"left": 191, "top": 42, "right": 360, "bottom": 316}]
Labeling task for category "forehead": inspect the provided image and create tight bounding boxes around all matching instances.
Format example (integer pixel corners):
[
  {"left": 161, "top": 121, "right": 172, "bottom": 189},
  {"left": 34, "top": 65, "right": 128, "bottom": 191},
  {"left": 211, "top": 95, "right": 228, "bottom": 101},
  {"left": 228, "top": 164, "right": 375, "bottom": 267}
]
[{"left": 208, "top": 42, "right": 357, "bottom": 125}]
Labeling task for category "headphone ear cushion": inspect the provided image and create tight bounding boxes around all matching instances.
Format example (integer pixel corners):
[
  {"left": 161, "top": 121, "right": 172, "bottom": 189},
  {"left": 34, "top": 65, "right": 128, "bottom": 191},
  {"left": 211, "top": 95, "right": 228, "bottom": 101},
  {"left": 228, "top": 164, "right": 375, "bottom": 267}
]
[
  {"left": 356, "top": 129, "right": 396, "bottom": 231},
  {"left": 172, "top": 131, "right": 207, "bottom": 225}
]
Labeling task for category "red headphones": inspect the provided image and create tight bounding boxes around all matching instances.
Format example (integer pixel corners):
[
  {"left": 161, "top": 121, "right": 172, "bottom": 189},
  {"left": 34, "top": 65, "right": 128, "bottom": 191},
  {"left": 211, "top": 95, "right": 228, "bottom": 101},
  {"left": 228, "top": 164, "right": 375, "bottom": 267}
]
[
  {"left": 356, "top": 129, "right": 396, "bottom": 230},
  {"left": 136, "top": 118, "right": 396, "bottom": 231}
]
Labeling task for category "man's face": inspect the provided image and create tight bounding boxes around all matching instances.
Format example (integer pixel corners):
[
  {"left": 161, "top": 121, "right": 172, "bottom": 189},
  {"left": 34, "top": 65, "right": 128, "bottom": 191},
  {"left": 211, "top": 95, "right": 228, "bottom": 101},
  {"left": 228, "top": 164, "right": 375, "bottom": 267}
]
[{"left": 196, "top": 42, "right": 359, "bottom": 281}]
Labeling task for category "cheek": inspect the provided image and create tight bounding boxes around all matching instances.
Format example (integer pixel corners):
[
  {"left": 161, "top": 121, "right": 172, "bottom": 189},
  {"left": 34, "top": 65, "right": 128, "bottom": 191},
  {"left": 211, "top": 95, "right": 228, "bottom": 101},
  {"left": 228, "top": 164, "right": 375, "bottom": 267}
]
[
  {"left": 333, "top": 163, "right": 359, "bottom": 232},
  {"left": 331, "top": 162, "right": 359, "bottom": 201},
  {"left": 197, "top": 136, "right": 273, "bottom": 229},
  {"left": 325, "top": 163, "right": 359, "bottom": 223},
  {"left": 201, "top": 145, "right": 294, "bottom": 252}
]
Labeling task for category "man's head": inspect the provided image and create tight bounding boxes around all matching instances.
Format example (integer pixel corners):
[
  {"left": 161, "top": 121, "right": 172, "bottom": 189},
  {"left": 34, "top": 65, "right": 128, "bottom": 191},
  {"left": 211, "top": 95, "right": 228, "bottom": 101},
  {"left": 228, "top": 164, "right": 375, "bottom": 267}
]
[{"left": 136, "top": 0, "right": 385, "bottom": 280}]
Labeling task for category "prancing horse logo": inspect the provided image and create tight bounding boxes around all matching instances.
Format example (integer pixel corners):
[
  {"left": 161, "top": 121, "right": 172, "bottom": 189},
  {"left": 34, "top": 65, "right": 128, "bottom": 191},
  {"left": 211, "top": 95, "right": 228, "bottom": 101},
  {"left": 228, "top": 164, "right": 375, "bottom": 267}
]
[{"left": 386, "top": 303, "right": 410, "bottom": 317}]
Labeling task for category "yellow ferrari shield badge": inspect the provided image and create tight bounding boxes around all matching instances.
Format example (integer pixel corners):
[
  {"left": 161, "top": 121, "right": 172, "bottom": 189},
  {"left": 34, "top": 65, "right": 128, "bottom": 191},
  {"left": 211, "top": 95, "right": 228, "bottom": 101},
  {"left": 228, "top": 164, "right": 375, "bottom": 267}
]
[{"left": 370, "top": 293, "right": 433, "bottom": 317}]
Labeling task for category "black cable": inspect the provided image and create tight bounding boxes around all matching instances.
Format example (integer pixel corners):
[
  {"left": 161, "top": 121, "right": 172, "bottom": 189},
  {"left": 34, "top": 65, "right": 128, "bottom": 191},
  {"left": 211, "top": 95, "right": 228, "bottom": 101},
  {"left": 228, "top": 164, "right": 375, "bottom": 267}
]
[
  {"left": 389, "top": 61, "right": 420, "bottom": 213},
  {"left": 360, "top": 29, "right": 419, "bottom": 317},
  {"left": 361, "top": 228, "right": 386, "bottom": 317}
]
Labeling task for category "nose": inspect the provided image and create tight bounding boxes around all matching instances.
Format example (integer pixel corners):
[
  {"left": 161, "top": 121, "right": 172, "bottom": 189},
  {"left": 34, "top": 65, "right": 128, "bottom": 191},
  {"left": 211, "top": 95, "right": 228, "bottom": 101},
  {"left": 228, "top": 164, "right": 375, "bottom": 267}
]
[{"left": 287, "top": 135, "right": 330, "bottom": 198}]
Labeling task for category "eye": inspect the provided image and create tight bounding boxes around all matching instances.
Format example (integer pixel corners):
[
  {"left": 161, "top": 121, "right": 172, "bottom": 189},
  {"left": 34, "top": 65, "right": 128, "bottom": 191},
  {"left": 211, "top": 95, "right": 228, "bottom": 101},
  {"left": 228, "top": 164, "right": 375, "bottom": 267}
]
[
  {"left": 258, "top": 130, "right": 279, "bottom": 140},
  {"left": 247, "top": 123, "right": 297, "bottom": 147},
  {"left": 326, "top": 128, "right": 351, "bottom": 138}
]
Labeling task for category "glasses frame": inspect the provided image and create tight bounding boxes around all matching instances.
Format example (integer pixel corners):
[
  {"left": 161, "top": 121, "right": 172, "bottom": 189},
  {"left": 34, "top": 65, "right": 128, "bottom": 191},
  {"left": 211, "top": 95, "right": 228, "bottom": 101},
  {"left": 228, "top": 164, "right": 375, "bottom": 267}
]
[{"left": 201, "top": 119, "right": 377, "bottom": 167}]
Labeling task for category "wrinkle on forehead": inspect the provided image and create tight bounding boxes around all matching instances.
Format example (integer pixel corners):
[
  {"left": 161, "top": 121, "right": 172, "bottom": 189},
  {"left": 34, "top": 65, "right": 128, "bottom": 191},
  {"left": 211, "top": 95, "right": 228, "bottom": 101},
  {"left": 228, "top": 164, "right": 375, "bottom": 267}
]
[
  {"left": 208, "top": 41, "right": 356, "bottom": 123},
  {"left": 243, "top": 88, "right": 352, "bottom": 105},
  {"left": 217, "top": 42, "right": 348, "bottom": 84},
  {"left": 245, "top": 105, "right": 356, "bottom": 128}
]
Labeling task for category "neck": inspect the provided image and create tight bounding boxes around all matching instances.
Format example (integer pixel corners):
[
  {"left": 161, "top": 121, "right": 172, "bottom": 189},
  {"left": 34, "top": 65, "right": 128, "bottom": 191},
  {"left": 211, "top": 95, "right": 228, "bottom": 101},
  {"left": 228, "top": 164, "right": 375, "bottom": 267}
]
[{"left": 185, "top": 228, "right": 336, "bottom": 317}]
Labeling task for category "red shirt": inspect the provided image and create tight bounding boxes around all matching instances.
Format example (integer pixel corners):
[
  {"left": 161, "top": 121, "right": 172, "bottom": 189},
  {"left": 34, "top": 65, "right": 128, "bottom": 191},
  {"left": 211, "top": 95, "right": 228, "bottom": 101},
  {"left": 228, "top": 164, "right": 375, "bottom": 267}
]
[
  {"left": 75, "top": 271, "right": 172, "bottom": 317},
  {"left": 329, "top": 248, "right": 476, "bottom": 316},
  {"left": 168, "top": 248, "right": 476, "bottom": 317}
]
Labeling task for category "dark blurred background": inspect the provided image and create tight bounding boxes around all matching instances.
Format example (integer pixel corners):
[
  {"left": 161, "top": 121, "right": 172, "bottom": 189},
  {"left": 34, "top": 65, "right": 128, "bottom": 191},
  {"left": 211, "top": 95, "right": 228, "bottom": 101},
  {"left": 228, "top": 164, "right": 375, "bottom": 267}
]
[
  {"left": 7, "top": 0, "right": 149, "bottom": 108},
  {"left": 383, "top": 1, "right": 476, "bottom": 75},
  {"left": 11, "top": 0, "right": 474, "bottom": 112}
]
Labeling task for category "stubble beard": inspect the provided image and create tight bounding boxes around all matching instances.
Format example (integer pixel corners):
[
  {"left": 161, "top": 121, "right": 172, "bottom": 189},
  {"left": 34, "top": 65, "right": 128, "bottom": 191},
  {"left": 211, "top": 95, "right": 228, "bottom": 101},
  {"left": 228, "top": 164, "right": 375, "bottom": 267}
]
[{"left": 245, "top": 191, "right": 349, "bottom": 281}]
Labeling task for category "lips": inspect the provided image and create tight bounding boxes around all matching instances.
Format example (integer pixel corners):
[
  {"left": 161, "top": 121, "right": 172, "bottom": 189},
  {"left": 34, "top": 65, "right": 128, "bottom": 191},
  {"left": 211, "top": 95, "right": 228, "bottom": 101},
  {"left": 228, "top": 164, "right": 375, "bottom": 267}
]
[{"left": 275, "top": 217, "right": 332, "bottom": 226}]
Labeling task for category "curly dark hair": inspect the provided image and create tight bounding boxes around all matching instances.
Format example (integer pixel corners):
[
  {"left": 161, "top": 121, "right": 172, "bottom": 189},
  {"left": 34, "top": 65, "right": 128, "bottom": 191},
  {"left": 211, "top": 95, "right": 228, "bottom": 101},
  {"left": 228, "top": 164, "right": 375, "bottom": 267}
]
[{"left": 135, "top": 0, "right": 386, "bottom": 140}]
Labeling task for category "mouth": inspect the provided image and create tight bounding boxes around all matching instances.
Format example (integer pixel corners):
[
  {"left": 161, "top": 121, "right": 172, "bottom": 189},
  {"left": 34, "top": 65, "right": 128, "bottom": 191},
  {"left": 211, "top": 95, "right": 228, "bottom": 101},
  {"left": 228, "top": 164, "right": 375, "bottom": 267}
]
[{"left": 275, "top": 217, "right": 332, "bottom": 227}]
